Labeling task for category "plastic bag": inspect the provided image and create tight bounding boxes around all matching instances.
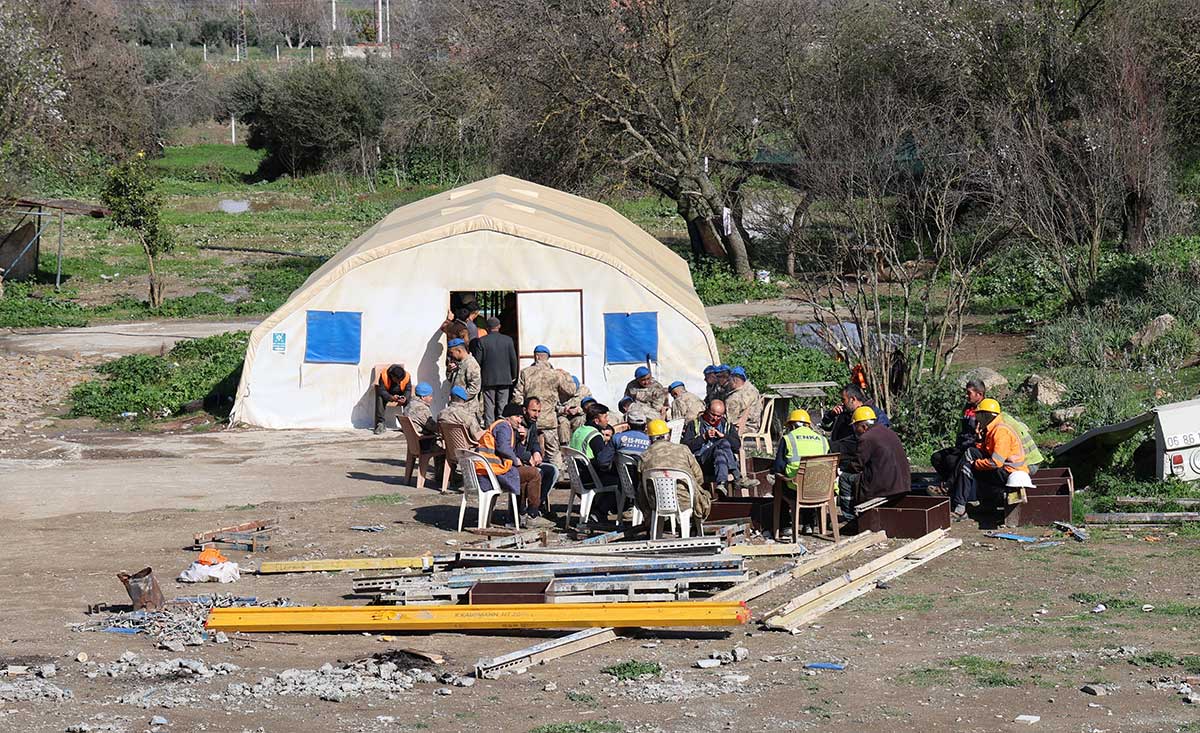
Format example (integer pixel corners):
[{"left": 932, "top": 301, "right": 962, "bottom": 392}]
[{"left": 177, "top": 561, "right": 240, "bottom": 584}]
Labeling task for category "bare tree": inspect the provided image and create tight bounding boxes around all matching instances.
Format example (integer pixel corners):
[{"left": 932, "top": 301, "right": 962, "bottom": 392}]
[
  {"left": 461, "top": 0, "right": 756, "bottom": 277},
  {"left": 256, "top": 0, "right": 326, "bottom": 49}
]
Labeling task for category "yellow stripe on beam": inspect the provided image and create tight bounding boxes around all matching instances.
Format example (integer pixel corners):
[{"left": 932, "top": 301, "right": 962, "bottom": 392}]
[
  {"left": 257, "top": 556, "right": 433, "bottom": 574},
  {"left": 206, "top": 602, "right": 750, "bottom": 633}
]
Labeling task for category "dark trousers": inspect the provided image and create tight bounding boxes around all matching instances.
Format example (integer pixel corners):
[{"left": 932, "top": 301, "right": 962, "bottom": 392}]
[
  {"left": 695, "top": 441, "right": 739, "bottom": 484},
  {"left": 375, "top": 393, "right": 397, "bottom": 425},
  {"left": 536, "top": 463, "right": 559, "bottom": 509},
  {"left": 482, "top": 386, "right": 512, "bottom": 425},
  {"left": 963, "top": 446, "right": 1008, "bottom": 508},
  {"left": 932, "top": 446, "right": 976, "bottom": 508}
]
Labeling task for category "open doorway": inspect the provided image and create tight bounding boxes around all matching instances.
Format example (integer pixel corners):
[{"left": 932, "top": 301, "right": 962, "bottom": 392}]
[{"left": 450, "top": 291, "right": 519, "bottom": 354}]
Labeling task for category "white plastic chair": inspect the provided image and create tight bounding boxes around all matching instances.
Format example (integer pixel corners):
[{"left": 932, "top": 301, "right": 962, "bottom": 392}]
[
  {"left": 644, "top": 468, "right": 702, "bottom": 539},
  {"left": 666, "top": 418, "right": 684, "bottom": 443},
  {"left": 456, "top": 450, "right": 520, "bottom": 532},
  {"left": 741, "top": 397, "right": 775, "bottom": 454},
  {"left": 614, "top": 452, "right": 644, "bottom": 526},
  {"left": 561, "top": 446, "right": 621, "bottom": 530}
]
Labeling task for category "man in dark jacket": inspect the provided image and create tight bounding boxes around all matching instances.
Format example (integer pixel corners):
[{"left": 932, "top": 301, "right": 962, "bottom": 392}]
[
  {"left": 374, "top": 364, "right": 412, "bottom": 434},
  {"left": 473, "top": 316, "right": 519, "bottom": 424},
  {"left": 680, "top": 399, "right": 754, "bottom": 493},
  {"left": 930, "top": 378, "right": 985, "bottom": 510},
  {"left": 516, "top": 396, "right": 559, "bottom": 520},
  {"left": 821, "top": 383, "right": 890, "bottom": 466},
  {"left": 837, "top": 406, "right": 910, "bottom": 519}
]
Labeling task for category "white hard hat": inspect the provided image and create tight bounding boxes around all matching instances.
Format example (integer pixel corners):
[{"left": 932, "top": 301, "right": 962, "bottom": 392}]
[{"left": 1006, "top": 471, "right": 1034, "bottom": 489}]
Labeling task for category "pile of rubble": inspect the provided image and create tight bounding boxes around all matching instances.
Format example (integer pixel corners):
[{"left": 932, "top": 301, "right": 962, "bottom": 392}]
[
  {"left": 0, "top": 676, "right": 74, "bottom": 703},
  {"left": 216, "top": 652, "right": 467, "bottom": 704},
  {"left": 72, "top": 595, "right": 290, "bottom": 647},
  {"left": 87, "top": 651, "right": 239, "bottom": 681}
]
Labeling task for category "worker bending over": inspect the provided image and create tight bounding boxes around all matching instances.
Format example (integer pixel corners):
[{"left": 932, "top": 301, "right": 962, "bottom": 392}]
[
  {"left": 612, "top": 411, "right": 651, "bottom": 457},
  {"left": 374, "top": 363, "right": 412, "bottom": 434},
  {"left": 439, "top": 385, "right": 483, "bottom": 443},
  {"left": 837, "top": 406, "right": 910, "bottom": 520},
  {"left": 669, "top": 381, "right": 705, "bottom": 421},
  {"left": 724, "top": 367, "right": 762, "bottom": 435},
  {"left": 636, "top": 419, "right": 711, "bottom": 526}
]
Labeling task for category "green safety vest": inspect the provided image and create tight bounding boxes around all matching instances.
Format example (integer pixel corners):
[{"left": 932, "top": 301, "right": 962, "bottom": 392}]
[
  {"left": 569, "top": 425, "right": 601, "bottom": 460},
  {"left": 783, "top": 426, "right": 830, "bottom": 478},
  {"left": 1002, "top": 414, "right": 1045, "bottom": 467}
]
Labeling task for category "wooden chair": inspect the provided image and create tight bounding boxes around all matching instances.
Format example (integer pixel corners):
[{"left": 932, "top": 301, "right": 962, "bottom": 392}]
[
  {"left": 739, "top": 397, "right": 775, "bottom": 476},
  {"left": 561, "top": 446, "right": 621, "bottom": 530},
  {"left": 399, "top": 416, "right": 443, "bottom": 491},
  {"left": 644, "top": 468, "right": 702, "bottom": 539},
  {"left": 772, "top": 454, "right": 840, "bottom": 542},
  {"left": 456, "top": 450, "right": 520, "bottom": 532},
  {"left": 438, "top": 422, "right": 476, "bottom": 493},
  {"left": 614, "top": 452, "right": 644, "bottom": 526}
]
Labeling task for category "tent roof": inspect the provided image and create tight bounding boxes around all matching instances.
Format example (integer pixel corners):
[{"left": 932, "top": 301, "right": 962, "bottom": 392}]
[{"left": 257, "top": 174, "right": 708, "bottom": 337}]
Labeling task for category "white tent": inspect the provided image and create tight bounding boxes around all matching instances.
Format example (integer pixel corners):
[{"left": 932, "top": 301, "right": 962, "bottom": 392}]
[{"left": 231, "top": 174, "right": 721, "bottom": 429}]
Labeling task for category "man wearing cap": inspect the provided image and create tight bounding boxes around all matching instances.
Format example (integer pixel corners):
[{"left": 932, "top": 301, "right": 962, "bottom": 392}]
[
  {"left": 837, "top": 406, "right": 910, "bottom": 520},
  {"left": 558, "top": 376, "right": 591, "bottom": 447},
  {"left": 445, "top": 338, "right": 482, "bottom": 423},
  {"left": 569, "top": 402, "right": 620, "bottom": 526},
  {"left": 681, "top": 399, "right": 754, "bottom": 493},
  {"left": 669, "top": 381, "right": 705, "bottom": 421},
  {"left": 477, "top": 403, "right": 543, "bottom": 525},
  {"left": 713, "top": 365, "right": 733, "bottom": 402},
  {"left": 438, "top": 385, "right": 484, "bottom": 443},
  {"left": 637, "top": 418, "right": 711, "bottom": 525},
  {"left": 473, "top": 316, "right": 519, "bottom": 424},
  {"left": 373, "top": 364, "right": 413, "bottom": 434},
  {"left": 772, "top": 409, "right": 830, "bottom": 478},
  {"left": 612, "top": 410, "right": 651, "bottom": 457},
  {"left": 724, "top": 367, "right": 762, "bottom": 435},
  {"left": 965, "top": 398, "right": 1029, "bottom": 520},
  {"left": 514, "top": 345, "right": 575, "bottom": 468},
  {"left": 821, "top": 383, "right": 890, "bottom": 468},
  {"left": 406, "top": 382, "right": 440, "bottom": 450},
  {"left": 703, "top": 366, "right": 722, "bottom": 404},
  {"left": 625, "top": 366, "right": 669, "bottom": 418}
]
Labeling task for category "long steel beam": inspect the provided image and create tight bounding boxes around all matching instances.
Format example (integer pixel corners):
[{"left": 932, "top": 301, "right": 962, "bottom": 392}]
[
  {"left": 259, "top": 556, "right": 440, "bottom": 574},
  {"left": 206, "top": 601, "right": 751, "bottom": 633}
]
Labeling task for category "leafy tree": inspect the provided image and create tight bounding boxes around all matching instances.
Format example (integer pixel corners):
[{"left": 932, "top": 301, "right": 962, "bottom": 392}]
[{"left": 101, "top": 154, "right": 174, "bottom": 308}]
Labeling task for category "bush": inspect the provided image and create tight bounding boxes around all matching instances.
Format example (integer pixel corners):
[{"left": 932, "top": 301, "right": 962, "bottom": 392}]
[
  {"left": 970, "top": 247, "right": 1066, "bottom": 324},
  {"left": 714, "top": 316, "right": 848, "bottom": 388},
  {"left": 692, "top": 260, "right": 782, "bottom": 306},
  {"left": 889, "top": 378, "right": 962, "bottom": 465},
  {"left": 70, "top": 331, "right": 248, "bottom": 421}
]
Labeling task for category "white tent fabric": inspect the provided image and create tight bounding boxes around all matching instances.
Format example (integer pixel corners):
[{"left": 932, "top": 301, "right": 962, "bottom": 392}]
[{"left": 232, "top": 174, "right": 721, "bottom": 429}]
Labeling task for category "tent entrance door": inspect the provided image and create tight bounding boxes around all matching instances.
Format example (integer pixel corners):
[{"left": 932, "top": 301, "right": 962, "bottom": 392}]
[
  {"left": 515, "top": 289, "right": 584, "bottom": 383},
  {"left": 450, "top": 290, "right": 518, "bottom": 350}
]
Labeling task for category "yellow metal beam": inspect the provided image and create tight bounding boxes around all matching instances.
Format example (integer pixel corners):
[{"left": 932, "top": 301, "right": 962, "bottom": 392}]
[
  {"left": 257, "top": 556, "right": 434, "bottom": 574},
  {"left": 206, "top": 601, "right": 750, "bottom": 633}
]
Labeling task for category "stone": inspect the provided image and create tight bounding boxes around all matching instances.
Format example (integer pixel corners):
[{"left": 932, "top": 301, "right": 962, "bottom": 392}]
[
  {"left": 158, "top": 640, "right": 185, "bottom": 654},
  {"left": 214, "top": 632, "right": 229, "bottom": 644},
  {"left": 451, "top": 676, "right": 475, "bottom": 687},
  {"left": 721, "top": 674, "right": 750, "bottom": 685},
  {"left": 732, "top": 647, "right": 750, "bottom": 663},
  {"left": 1052, "top": 406, "right": 1087, "bottom": 426},
  {"left": 1020, "top": 375, "right": 1067, "bottom": 407},
  {"left": 695, "top": 659, "right": 722, "bottom": 669},
  {"left": 38, "top": 664, "right": 55, "bottom": 679},
  {"left": 543, "top": 682, "right": 557, "bottom": 692},
  {"left": 1014, "top": 714, "right": 1041, "bottom": 724},
  {"left": 1129, "top": 314, "right": 1177, "bottom": 349},
  {"left": 1081, "top": 684, "right": 1108, "bottom": 696},
  {"left": 434, "top": 687, "right": 452, "bottom": 696},
  {"left": 959, "top": 367, "right": 1009, "bottom": 398},
  {"left": 150, "top": 715, "right": 169, "bottom": 726}
]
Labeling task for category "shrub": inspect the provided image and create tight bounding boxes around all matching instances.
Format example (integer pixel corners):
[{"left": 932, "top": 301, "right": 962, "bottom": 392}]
[
  {"left": 889, "top": 378, "right": 962, "bottom": 465},
  {"left": 600, "top": 660, "right": 661, "bottom": 681},
  {"left": 70, "top": 331, "right": 248, "bottom": 421},
  {"left": 714, "top": 316, "right": 849, "bottom": 388},
  {"left": 692, "top": 260, "right": 782, "bottom": 306}
]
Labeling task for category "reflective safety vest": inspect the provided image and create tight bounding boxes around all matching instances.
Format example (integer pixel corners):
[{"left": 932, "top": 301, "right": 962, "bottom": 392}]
[
  {"left": 477, "top": 419, "right": 514, "bottom": 475},
  {"left": 782, "top": 426, "right": 830, "bottom": 478},
  {"left": 569, "top": 425, "right": 601, "bottom": 460},
  {"left": 1002, "top": 414, "right": 1045, "bottom": 467},
  {"left": 380, "top": 367, "right": 410, "bottom": 394}
]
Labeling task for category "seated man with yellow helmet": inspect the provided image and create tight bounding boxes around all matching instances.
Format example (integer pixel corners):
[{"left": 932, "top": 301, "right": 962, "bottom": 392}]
[
  {"left": 771, "top": 409, "right": 830, "bottom": 479},
  {"left": 836, "top": 405, "right": 911, "bottom": 521}
]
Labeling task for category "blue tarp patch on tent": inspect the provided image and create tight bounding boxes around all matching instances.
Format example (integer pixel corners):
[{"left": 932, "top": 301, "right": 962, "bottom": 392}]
[
  {"left": 304, "top": 311, "right": 361, "bottom": 364},
  {"left": 604, "top": 311, "right": 658, "bottom": 363}
]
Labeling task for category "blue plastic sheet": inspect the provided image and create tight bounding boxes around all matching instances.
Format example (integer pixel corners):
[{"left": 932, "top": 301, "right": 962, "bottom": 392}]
[
  {"left": 604, "top": 312, "right": 658, "bottom": 364},
  {"left": 304, "top": 311, "right": 362, "bottom": 364}
]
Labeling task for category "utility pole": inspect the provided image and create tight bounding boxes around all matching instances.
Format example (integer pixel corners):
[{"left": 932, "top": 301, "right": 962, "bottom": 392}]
[
  {"left": 331, "top": 0, "right": 337, "bottom": 32},
  {"left": 385, "top": 0, "right": 390, "bottom": 45},
  {"left": 376, "top": 0, "right": 382, "bottom": 43}
]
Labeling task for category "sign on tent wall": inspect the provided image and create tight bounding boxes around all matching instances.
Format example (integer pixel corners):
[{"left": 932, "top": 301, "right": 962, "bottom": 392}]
[{"left": 517, "top": 290, "right": 583, "bottom": 381}]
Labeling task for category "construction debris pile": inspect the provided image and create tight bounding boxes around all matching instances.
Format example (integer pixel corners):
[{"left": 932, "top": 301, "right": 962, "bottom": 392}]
[
  {"left": 218, "top": 652, "right": 468, "bottom": 704},
  {"left": 71, "top": 594, "right": 291, "bottom": 647}
]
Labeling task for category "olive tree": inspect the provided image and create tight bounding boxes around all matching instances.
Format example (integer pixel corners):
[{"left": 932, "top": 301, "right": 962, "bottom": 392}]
[{"left": 101, "top": 154, "right": 174, "bottom": 308}]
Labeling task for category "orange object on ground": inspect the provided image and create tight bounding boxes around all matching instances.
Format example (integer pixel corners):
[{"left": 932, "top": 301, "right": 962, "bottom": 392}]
[{"left": 197, "top": 548, "right": 229, "bottom": 565}]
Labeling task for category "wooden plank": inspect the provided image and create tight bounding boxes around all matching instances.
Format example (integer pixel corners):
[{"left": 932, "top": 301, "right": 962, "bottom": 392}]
[
  {"left": 194, "top": 518, "right": 276, "bottom": 545},
  {"left": 467, "top": 529, "right": 548, "bottom": 549},
  {"left": 1086, "top": 512, "right": 1200, "bottom": 524},
  {"left": 728, "top": 543, "right": 806, "bottom": 557},
  {"left": 712, "top": 531, "right": 886, "bottom": 603},
  {"left": 765, "top": 537, "right": 961, "bottom": 631},
  {"left": 1112, "top": 497, "right": 1200, "bottom": 507},
  {"left": 475, "top": 628, "right": 619, "bottom": 678}
]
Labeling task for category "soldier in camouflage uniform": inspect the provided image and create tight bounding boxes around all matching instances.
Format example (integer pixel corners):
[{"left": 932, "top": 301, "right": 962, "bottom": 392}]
[
  {"left": 445, "top": 338, "right": 482, "bottom": 423},
  {"left": 438, "top": 385, "right": 483, "bottom": 442},
  {"left": 558, "top": 376, "right": 591, "bottom": 447},
  {"left": 624, "top": 366, "right": 668, "bottom": 417},
  {"left": 513, "top": 345, "right": 575, "bottom": 467},
  {"left": 405, "top": 382, "right": 440, "bottom": 448},
  {"left": 668, "top": 381, "right": 706, "bottom": 421},
  {"left": 724, "top": 366, "right": 762, "bottom": 434},
  {"left": 709, "top": 364, "right": 732, "bottom": 404},
  {"left": 636, "top": 419, "right": 712, "bottom": 522}
]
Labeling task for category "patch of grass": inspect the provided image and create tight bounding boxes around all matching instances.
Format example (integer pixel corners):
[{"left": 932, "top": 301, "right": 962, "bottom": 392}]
[
  {"left": 901, "top": 655, "right": 1020, "bottom": 688},
  {"left": 1069, "top": 592, "right": 1200, "bottom": 618},
  {"left": 1129, "top": 652, "right": 1200, "bottom": 673},
  {"left": 224, "top": 503, "right": 258, "bottom": 510},
  {"left": 692, "top": 260, "right": 783, "bottom": 306},
  {"left": 150, "top": 144, "right": 267, "bottom": 182},
  {"left": 529, "top": 723, "right": 623, "bottom": 733},
  {"left": 600, "top": 660, "right": 661, "bottom": 681},
  {"left": 856, "top": 593, "right": 936, "bottom": 613},
  {"left": 359, "top": 494, "right": 408, "bottom": 505},
  {"left": 714, "top": 315, "right": 849, "bottom": 388},
  {"left": 564, "top": 690, "right": 597, "bottom": 706},
  {"left": 69, "top": 330, "right": 248, "bottom": 422}
]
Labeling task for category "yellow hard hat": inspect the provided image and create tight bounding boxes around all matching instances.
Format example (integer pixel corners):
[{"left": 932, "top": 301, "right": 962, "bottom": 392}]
[
  {"left": 851, "top": 406, "right": 877, "bottom": 423},
  {"left": 788, "top": 409, "right": 812, "bottom": 425},
  {"left": 646, "top": 419, "right": 670, "bottom": 438},
  {"left": 977, "top": 398, "right": 1001, "bottom": 414}
]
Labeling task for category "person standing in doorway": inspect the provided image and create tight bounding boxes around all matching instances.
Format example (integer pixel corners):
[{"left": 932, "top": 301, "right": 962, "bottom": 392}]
[{"left": 475, "top": 316, "right": 518, "bottom": 424}]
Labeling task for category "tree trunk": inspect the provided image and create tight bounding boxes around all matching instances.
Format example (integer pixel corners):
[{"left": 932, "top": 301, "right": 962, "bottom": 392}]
[
  {"left": 1121, "top": 189, "right": 1152, "bottom": 253},
  {"left": 695, "top": 172, "right": 752, "bottom": 279},
  {"left": 678, "top": 194, "right": 725, "bottom": 259},
  {"left": 785, "top": 193, "right": 813, "bottom": 278},
  {"left": 146, "top": 253, "right": 164, "bottom": 309}
]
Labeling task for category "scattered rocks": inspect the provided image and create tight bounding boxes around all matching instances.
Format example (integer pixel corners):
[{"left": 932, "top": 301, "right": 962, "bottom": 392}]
[
  {"left": 0, "top": 678, "right": 73, "bottom": 702},
  {"left": 1081, "top": 684, "right": 1108, "bottom": 696},
  {"left": 1052, "top": 406, "right": 1087, "bottom": 427},
  {"left": 91, "top": 654, "right": 237, "bottom": 681},
  {"left": 695, "top": 659, "right": 722, "bottom": 669},
  {"left": 434, "top": 687, "right": 452, "bottom": 696},
  {"left": 38, "top": 664, "right": 56, "bottom": 679},
  {"left": 1020, "top": 375, "right": 1067, "bottom": 407},
  {"left": 216, "top": 654, "right": 449, "bottom": 705},
  {"left": 543, "top": 682, "right": 557, "bottom": 692},
  {"left": 150, "top": 715, "right": 169, "bottom": 726},
  {"left": 732, "top": 647, "right": 750, "bottom": 663},
  {"left": 959, "top": 367, "right": 1009, "bottom": 398},
  {"left": 1129, "top": 314, "right": 1177, "bottom": 349}
]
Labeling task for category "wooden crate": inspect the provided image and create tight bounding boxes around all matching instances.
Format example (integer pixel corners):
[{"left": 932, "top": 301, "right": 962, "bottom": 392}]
[{"left": 859, "top": 495, "right": 951, "bottom": 539}]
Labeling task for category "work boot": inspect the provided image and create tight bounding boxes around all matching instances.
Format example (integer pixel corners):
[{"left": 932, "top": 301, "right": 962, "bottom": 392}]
[
  {"left": 738, "top": 477, "right": 760, "bottom": 490},
  {"left": 952, "top": 504, "right": 967, "bottom": 521},
  {"left": 373, "top": 422, "right": 387, "bottom": 435}
]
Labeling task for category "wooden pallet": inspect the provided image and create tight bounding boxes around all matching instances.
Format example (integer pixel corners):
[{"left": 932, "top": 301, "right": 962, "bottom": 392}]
[{"left": 193, "top": 518, "right": 276, "bottom": 552}]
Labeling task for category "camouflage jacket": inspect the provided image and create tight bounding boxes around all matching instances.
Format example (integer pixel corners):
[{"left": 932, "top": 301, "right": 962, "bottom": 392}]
[
  {"left": 670, "top": 390, "right": 706, "bottom": 421},
  {"left": 559, "top": 383, "right": 593, "bottom": 419},
  {"left": 438, "top": 401, "right": 483, "bottom": 442},
  {"left": 725, "top": 382, "right": 763, "bottom": 432},
  {"left": 638, "top": 440, "right": 705, "bottom": 491},
  {"left": 624, "top": 378, "right": 668, "bottom": 415},
  {"left": 406, "top": 399, "right": 437, "bottom": 436},
  {"left": 447, "top": 354, "right": 482, "bottom": 402},
  {"left": 513, "top": 362, "right": 574, "bottom": 427}
]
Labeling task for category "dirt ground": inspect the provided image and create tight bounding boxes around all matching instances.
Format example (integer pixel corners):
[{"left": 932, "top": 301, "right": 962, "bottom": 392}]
[{"left": 0, "top": 322, "right": 1195, "bottom": 733}]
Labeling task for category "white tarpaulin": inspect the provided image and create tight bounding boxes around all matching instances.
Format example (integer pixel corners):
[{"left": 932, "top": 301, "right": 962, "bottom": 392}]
[{"left": 232, "top": 175, "right": 720, "bottom": 429}]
